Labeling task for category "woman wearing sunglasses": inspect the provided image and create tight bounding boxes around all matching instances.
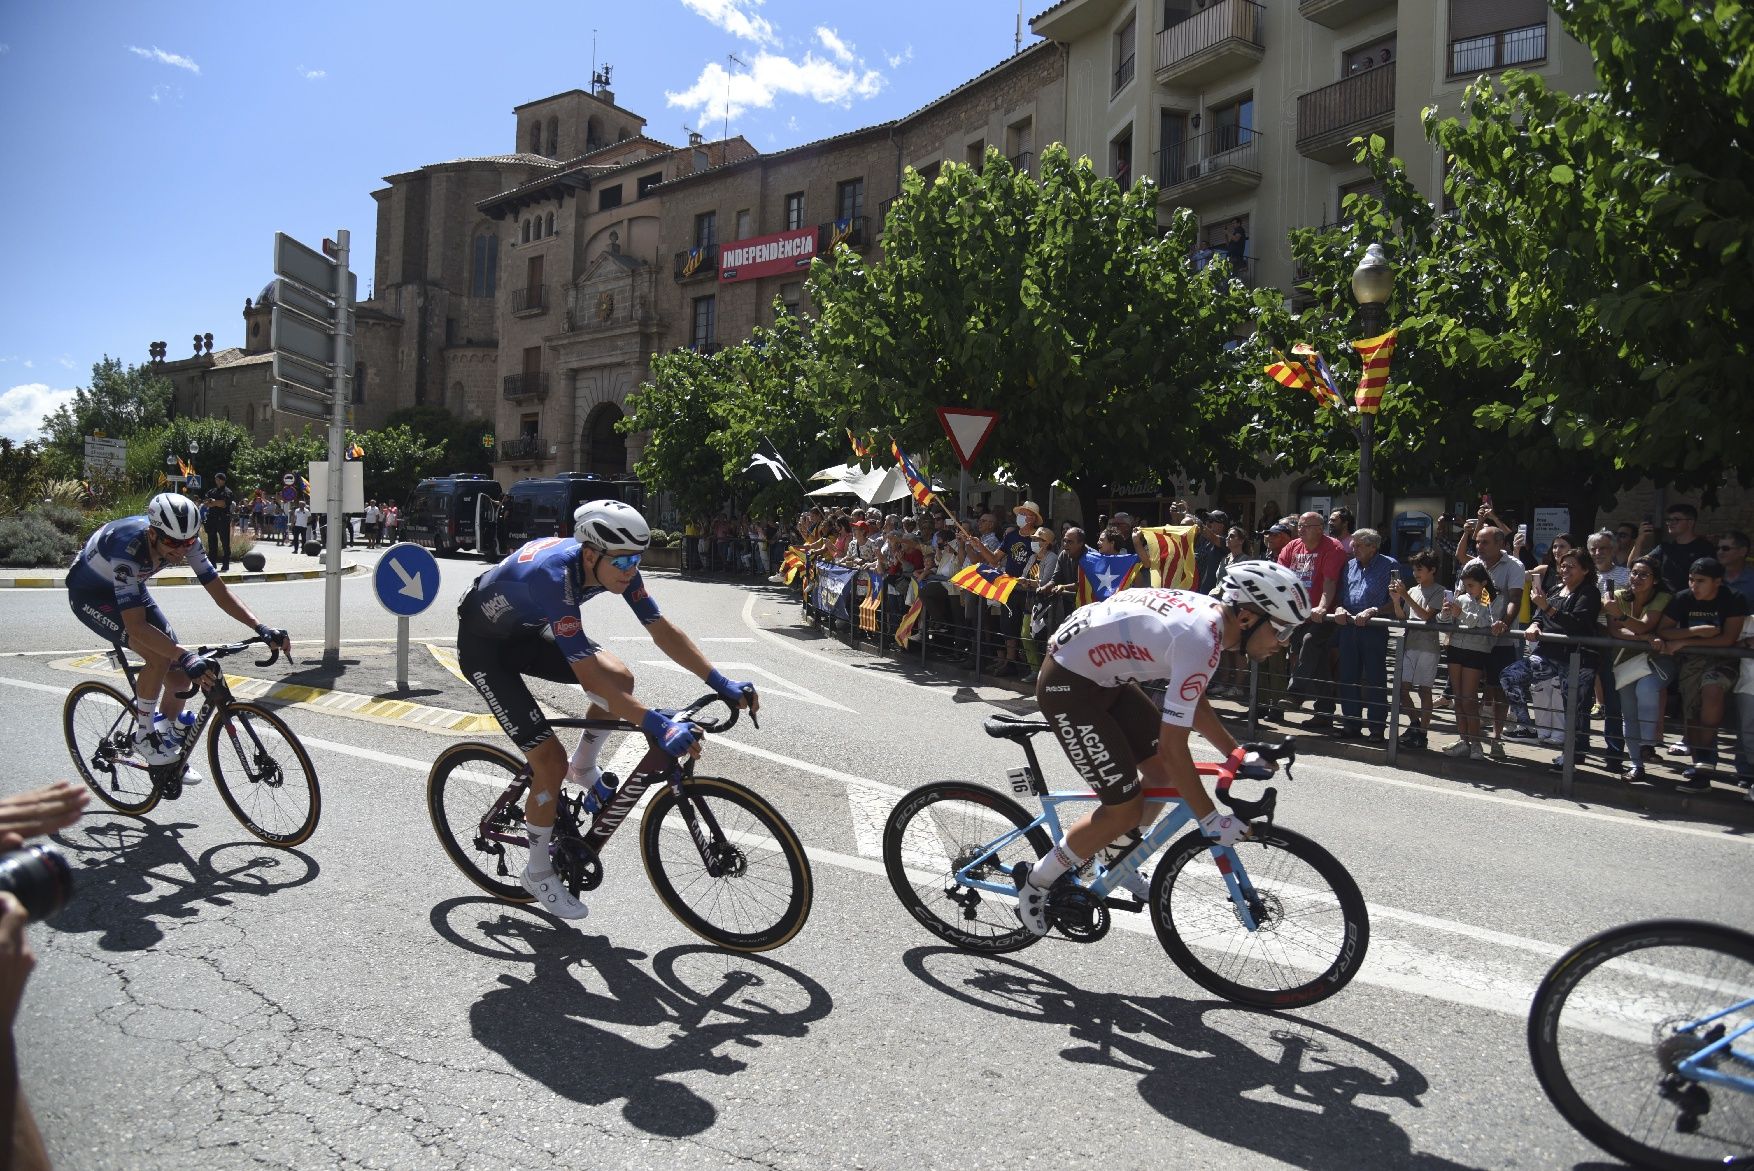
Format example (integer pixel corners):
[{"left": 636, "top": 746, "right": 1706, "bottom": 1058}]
[
  {"left": 456, "top": 499, "right": 759, "bottom": 921},
  {"left": 66, "top": 491, "right": 292, "bottom": 773}
]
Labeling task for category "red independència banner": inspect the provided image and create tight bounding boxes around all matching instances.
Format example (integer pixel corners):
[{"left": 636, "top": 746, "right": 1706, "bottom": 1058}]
[{"left": 719, "top": 226, "right": 818, "bottom": 284}]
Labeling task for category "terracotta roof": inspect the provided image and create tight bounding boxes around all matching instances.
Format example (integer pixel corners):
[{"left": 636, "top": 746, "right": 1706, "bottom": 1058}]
[
  {"left": 382, "top": 153, "right": 559, "bottom": 183},
  {"left": 900, "top": 40, "right": 1055, "bottom": 127},
  {"left": 512, "top": 88, "right": 650, "bottom": 127}
]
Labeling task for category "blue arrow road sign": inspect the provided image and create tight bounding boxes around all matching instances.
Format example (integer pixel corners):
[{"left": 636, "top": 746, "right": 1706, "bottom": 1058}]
[{"left": 373, "top": 542, "right": 440, "bottom": 617}]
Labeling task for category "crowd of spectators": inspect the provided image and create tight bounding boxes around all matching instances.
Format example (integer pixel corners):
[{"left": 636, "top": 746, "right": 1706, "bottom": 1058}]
[{"left": 757, "top": 495, "right": 1753, "bottom": 802}]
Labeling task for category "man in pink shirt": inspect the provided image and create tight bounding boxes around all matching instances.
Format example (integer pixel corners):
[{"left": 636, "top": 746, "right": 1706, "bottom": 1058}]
[{"left": 1277, "top": 510, "right": 1346, "bottom": 726}]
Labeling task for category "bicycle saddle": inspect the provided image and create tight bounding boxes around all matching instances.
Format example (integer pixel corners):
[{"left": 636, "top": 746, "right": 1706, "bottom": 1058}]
[{"left": 984, "top": 714, "right": 1051, "bottom": 742}]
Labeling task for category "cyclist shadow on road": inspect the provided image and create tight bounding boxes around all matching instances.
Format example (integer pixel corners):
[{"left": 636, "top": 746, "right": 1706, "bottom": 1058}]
[
  {"left": 45, "top": 814, "right": 320, "bottom": 953},
  {"left": 904, "top": 946, "right": 1481, "bottom": 1171},
  {"left": 432, "top": 896, "right": 834, "bottom": 1138}
]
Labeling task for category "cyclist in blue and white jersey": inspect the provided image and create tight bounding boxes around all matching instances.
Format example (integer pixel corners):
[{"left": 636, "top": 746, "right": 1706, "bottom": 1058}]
[
  {"left": 457, "top": 499, "right": 758, "bottom": 921},
  {"left": 66, "top": 492, "right": 291, "bottom": 769}
]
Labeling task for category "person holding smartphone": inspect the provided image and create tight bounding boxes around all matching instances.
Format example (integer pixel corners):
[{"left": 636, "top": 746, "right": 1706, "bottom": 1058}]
[{"left": 1391, "top": 551, "right": 1447, "bottom": 749}]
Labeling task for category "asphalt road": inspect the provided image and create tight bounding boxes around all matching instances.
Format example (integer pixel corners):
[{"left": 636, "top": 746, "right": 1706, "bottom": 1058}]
[{"left": 3, "top": 558, "right": 1752, "bottom": 1169}]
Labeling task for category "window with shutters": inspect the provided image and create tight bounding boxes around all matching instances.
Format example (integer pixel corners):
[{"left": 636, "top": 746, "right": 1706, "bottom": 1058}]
[
  {"left": 784, "top": 191, "right": 805, "bottom": 231},
  {"left": 1448, "top": 0, "right": 1547, "bottom": 76}
]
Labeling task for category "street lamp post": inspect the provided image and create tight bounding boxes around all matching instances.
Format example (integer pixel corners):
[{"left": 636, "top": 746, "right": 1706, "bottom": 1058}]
[{"left": 1349, "top": 243, "right": 1394, "bottom": 530}]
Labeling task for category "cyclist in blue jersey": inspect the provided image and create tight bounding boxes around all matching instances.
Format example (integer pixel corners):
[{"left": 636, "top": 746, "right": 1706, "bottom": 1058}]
[
  {"left": 66, "top": 492, "right": 291, "bottom": 771},
  {"left": 457, "top": 499, "right": 757, "bottom": 920}
]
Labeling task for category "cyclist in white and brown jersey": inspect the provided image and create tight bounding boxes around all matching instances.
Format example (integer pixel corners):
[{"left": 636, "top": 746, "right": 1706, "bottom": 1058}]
[{"left": 1016, "top": 562, "right": 1312, "bottom": 936}]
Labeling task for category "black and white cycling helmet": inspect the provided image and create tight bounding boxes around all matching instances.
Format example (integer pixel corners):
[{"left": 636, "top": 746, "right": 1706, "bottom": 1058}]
[
  {"left": 146, "top": 492, "right": 202, "bottom": 542},
  {"left": 1219, "top": 561, "right": 1312, "bottom": 632},
  {"left": 572, "top": 499, "right": 650, "bottom": 552}
]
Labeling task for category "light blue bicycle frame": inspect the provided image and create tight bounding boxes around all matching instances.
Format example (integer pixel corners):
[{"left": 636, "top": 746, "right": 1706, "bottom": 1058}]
[
  {"left": 1675, "top": 997, "right": 1754, "bottom": 1093},
  {"left": 952, "top": 782, "right": 1266, "bottom": 931}
]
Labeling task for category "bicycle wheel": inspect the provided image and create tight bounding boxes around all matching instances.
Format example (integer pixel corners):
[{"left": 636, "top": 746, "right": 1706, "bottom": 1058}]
[
  {"left": 1150, "top": 825, "right": 1368, "bottom": 1009},
  {"left": 206, "top": 702, "right": 321, "bottom": 847},
  {"left": 1528, "top": 919, "right": 1754, "bottom": 1171},
  {"left": 882, "top": 781, "right": 1053, "bottom": 954},
  {"left": 427, "top": 742, "right": 534, "bottom": 903},
  {"left": 640, "top": 776, "right": 811, "bottom": 952},
  {"left": 63, "top": 681, "right": 160, "bottom": 816}
]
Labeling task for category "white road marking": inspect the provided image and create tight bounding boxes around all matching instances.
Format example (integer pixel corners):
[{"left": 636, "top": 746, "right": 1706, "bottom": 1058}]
[
  {"left": 636, "top": 660, "right": 855, "bottom": 713},
  {"left": 0, "top": 677, "right": 71, "bottom": 695},
  {"left": 611, "top": 636, "right": 754, "bottom": 643}
]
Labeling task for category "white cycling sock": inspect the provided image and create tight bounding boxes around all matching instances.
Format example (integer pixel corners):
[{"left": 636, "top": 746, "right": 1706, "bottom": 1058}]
[
  {"left": 567, "top": 727, "right": 607, "bottom": 782},
  {"left": 1029, "top": 841, "right": 1085, "bottom": 888},
  {"left": 134, "top": 689, "right": 159, "bottom": 720},
  {"left": 525, "top": 821, "right": 555, "bottom": 875}
]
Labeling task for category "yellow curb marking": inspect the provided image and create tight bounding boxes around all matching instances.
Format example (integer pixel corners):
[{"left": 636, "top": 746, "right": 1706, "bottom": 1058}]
[{"left": 426, "top": 642, "right": 468, "bottom": 684}]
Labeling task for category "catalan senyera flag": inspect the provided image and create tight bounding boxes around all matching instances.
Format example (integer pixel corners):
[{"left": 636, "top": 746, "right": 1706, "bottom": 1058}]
[
  {"left": 847, "top": 428, "right": 872, "bottom": 459},
  {"left": 176, "top": 456, "right": 195, "bottom": 479},
  {"left": 1352, "top": 328, "right": 1398, "bottom": 415},
  {"left": 780, "top": 546, "right": 807, "bottom": 586},
  {"left": 894, "top": 578, "right": 924, "bottom": 648},
  {"left": 951, "top": 563, "right": 1021, "bottom": 606},
  {"left": 346, "top": 442, "right": 365, "bottom": 461},
  {"left": 890, "top": 441, "right": 936, "bottom": 509},
  {"left": 298, "top": 475, "right": 311, "bottom": 498},
  {"left": 1134, "top": 524, "right": 1200, "bottom": 589},
  {"left": 1293, "top": 344, "right": 1348, "bottom": 411},
  {"left": 1075, "top": 552, "right": 1143, "bottom": 606},
  {"left": 858, "top": 572, "right": 884, "bottom": 634}
]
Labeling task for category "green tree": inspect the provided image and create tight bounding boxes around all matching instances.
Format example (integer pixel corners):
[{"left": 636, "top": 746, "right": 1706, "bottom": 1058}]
[
  {"left": 124, "top": 417, "right": 254, "bottom": 490},
  {"left": 231, "top": 427, "right": 328, "bottom": 496},
  {"left": 355, "top": 424, "right": 446, "bottom": 502},
  {"left": 624, "top": 348, "right": 737, "bottom": 524},
  {"left": 383, "top": 405, "right": 493, "bottom": 477},
  {"left": 1420, "top": 0, "right": 1753, "bottom": 488},
  {"left": 39, "top": 357, "right": 173, "bottom": 473},
  {"left": 806, "top": 145, "right": 1255, "bottom": 528}
]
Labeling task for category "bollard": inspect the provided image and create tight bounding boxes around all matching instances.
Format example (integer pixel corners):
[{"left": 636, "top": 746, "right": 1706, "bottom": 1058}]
[{"left": 1247, "top": 658, "right": 1260, "bottom": 738}]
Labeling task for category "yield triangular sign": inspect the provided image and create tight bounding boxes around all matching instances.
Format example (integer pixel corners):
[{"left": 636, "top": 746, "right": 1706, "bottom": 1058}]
[{"left": 936, "top": 407, "right": 1000, "bottom": 471}]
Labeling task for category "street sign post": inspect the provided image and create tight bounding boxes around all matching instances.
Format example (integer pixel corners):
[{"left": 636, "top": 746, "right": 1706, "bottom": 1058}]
[
  {"left": 83, "top": 436, "right": 126, "bottom": 480},
  {"left": 937, "top": 407, "right": 1001, "bottom": 520},
  {"left": 271, "top": 229, "right": 356, "bottom": 665},
  {"left": 372, "top": 542, "right": 439, "bottom": 690}
]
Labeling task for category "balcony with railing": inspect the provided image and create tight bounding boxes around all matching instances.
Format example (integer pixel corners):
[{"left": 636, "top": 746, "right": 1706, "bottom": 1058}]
[
  {"left": 1192, "top": 249, "right": 1256, "bottom": 288},
  {"left": 1006, "top": 150, "right": 1035, "bottom": 176},
  {"left": 1449, "top": 23, "right": 1547, "bottom": 77},
  {"left": 1296, "top": 61, "right": 1395, "bottom": 163},
  {"left": 1298, "top": 0, "right": 1392, "bottom": 30},
  {"left": 503, "top": 371, "right": 550, "bottom": 402},
  {"left": 499, "top": 434, "right": 543, "bottom": 462},
  {"left": 672, "top": 243, "right": 719, "bottom": 281},
  {"left": 511, "top": 284, "right": 547, "bottom": 316},
  {"left": 1154, "top": 127, "right": 1264, "bottom": 206},
  {"left": 817, "top": 216, "right": 869, "bottom": 252},
  {"left": 1155, "top": 0, "right": 1265, "bottom": 88},
  {"left": 1112, "top": 53, "right": 1135, "bottom": 96}
]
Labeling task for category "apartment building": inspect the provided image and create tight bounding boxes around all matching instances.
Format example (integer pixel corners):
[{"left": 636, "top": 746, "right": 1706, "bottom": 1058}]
[{"left": 1031, "top": 0, "right": 1597, "bottom": 293}]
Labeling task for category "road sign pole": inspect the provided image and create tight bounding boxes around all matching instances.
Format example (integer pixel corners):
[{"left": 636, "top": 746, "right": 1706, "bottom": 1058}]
[
  {"left": 395, "top": 615, "right": 410, "bottom": 691},
  {"left": 323, "top": 229, "right": 352, "bottom": 666}
]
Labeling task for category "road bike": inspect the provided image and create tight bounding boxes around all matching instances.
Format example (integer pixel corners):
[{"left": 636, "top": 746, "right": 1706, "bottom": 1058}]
[
  {"left": 1528, "top": 918, "right": 1754, "bottom": 1170},
  {"left": 882, "top": 716, "right": 1369, "bottom": 1008},
  {"left": 62, "top": 635, "right": 320, "bottom": 847},
  {"left": 426, "top": 694, "right": 811, "bottom": 953}
]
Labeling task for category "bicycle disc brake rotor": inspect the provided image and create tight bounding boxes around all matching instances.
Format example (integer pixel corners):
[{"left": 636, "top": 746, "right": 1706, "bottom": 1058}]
[
  {"left": 553, "top": 836, "right": 603, "bottom": 894},
  {"left": 1231, "top": 890, "right": 1283, "bottom": 931},
  {"left": 707, "top": 841, "right": 748, "bottom": 879}
]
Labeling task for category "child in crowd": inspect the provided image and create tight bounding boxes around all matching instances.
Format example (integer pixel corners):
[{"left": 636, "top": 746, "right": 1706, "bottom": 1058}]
[
  {"left": 1441, "top": 564, "right": 1499, "bottom": 760},
  {"left": 1390, "top": 549, "right": 1446, "bottom": 749}
]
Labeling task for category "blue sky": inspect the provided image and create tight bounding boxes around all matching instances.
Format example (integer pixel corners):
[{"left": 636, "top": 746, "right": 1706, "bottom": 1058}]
[{"left": 0, "top": 0, "right": 1041, "bottom": 440}]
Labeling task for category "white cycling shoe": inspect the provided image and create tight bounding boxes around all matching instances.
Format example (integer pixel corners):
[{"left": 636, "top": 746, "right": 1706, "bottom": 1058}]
[
  {"left": 1111, "top": 865, "right": 1151, "bottom": 901},
  {"left": 132, "top": 728, "right": 182, "bottom": 767},
  {"left": 521, "top": 869, "right": 589, "bottom": 920},
  {"left": 1011, "top": 861, "right": 1050, "bottom": 937}
]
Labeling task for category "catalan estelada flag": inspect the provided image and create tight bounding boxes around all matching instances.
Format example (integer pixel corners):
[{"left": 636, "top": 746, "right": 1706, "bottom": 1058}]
[
  {"left": 1133, "top": 524, "right": 1199, "bottom": 589},
  {"left": 176, "top": 456, "right": 196, "bottom": 479},
  {"left": 1075, "top": 552, "right": 1143, "bottom": 606},
  {"left": 1352, "top": 328, "right": 1398, "bottom": 414},
  {"left": 894, "top": 579, "right": 924, "bottom": 648},
  {"left": 890, "top": 441, "right": 936, "bottom": 508},
  {"left": 951, "top": 563, "right": 1021, "bottom": 605},
  {"left": 780, "top": 547, "right": 807, "bottom": 586},
  {"left": 858, "top": 572, "right": 884, "bottom": 634},
  {"left": 847, "top": 428, "right": 871, "bottom": 459},
  {"left": 298, "top": 475, "right": 311, "bottom": 497}
]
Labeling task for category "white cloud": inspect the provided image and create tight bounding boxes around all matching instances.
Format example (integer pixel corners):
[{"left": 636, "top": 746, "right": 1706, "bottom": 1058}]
[
  {"left": 57, "top": 355, "right": 75, "bottom": 370},
  {"left": 678, "top": 0, "right": 777, "bottom": 46},
  {"left": 0, "top": 43, "right": 10, "bottom": 55},
  {"left": 816, "top": 27, "right": 854, "bottom": 64},
  {"left": 298, "top": 66, "right": 326, "bottom": 80},
  {"left": 667, "top": 50, "right": 885, "bottom": 126},
  {"left": 127, "top": 45, "right": 200, "bottom": 74},
  {"left": 0, "top": 384, "right": 77, "bottom": 443},
  {"left": 886, "top": 45, "right": 914, "bottom": 70},
  {"left": 22, "top": 360, "right": 32, "bottom": 369}
]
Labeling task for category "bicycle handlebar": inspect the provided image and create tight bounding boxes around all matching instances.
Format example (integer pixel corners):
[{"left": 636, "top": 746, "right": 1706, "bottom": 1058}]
[
  {"left": 195, "top": 634, "right": 289, "bottom": 669},
  {"left": 675, "top": 689, "right": 758, "bottom": 735}
]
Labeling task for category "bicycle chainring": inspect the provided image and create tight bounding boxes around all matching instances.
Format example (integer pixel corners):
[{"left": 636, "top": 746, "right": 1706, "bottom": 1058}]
[
  {"left": 1050, "top": 885, "right": 1110, "bottom": 942},
  {"left": 150, "top": 763, "right": 184, "bottom": 801},
  {"left": 553, "top": 836, "right": 603, "bottom": 894}
]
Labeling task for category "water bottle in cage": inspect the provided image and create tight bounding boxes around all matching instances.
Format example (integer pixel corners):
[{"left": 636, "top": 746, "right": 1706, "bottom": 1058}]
[{"left": 580, "top": 773, "right": 619, "bottom": 816}]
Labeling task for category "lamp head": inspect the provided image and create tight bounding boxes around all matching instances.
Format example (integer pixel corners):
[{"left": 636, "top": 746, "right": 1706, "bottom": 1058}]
[{"left": 1350, "top": 242, "right": 1394, "bottom": 305}]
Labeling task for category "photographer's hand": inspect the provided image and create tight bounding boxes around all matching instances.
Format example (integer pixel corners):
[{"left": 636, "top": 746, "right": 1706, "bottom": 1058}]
[
  {"left": 0, "top": 782, "right": 86, "bottom": 852},
  {"left": 0, "top": 893, "right": 32, "bottom": 1032}
]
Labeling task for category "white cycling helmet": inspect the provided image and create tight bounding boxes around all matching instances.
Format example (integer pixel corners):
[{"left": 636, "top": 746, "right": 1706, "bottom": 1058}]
[
  {"left": 1219, "top": 561, "right": 1312, "bottom": 631},
  {"left": 146, "top": 492, "right": 202, "bottom": 542},
  {"left": 572, "top": 499, "right": 650, "bottom": 552}
]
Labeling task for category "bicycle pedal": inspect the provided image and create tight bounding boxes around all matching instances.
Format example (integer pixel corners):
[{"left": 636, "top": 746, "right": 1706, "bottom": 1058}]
[{"left": 1102, "top": 895, "right": 1147, "bottom": 913}]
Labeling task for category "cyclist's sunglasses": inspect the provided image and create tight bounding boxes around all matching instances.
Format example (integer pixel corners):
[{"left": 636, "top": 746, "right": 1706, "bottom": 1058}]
[
  {"left": 1245, "top": 605, "right": 1297, "bottom": 644},
  {"left": 158, "top": 532, "right": 198, "bottom": 549},
  {"left": 605, "top": 552, "right": 641, "bottom": 572}
]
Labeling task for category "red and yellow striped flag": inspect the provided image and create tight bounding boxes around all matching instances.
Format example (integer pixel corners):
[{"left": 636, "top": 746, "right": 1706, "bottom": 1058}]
[
  {"left": 847, "top": 428, "right": 871, "bottom": 459},
  {"left": 780, "top": 546, "right": 806, "bottom": 585},
  {"left": 1352, "top": 329, "right": 1397, "bottom": 414},
  {"left": 950, "top": 564, "right": 1021, "bottom": 606},
  {"left": 893, "top": 579, "right": 923, "bottom": 648},
  {"left": 1133, "top": 524, "right": 1199, "bottom": 589}
]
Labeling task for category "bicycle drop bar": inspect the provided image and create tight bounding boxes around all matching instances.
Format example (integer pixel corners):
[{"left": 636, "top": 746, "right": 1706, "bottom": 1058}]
[
  {"left": 173, "top": 635, "right": 286, "bottom": 698},
  {"left": 1217, "top": 739, "right": 1295, "bottom": 824}
]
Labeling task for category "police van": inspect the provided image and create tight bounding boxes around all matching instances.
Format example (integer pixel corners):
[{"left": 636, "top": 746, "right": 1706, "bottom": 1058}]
[
  {"left": 402, "top": 474, "right": 503, "bottom": 556},
  {"left": 479, "top": 472, "right": 645, "bottom": 560}
]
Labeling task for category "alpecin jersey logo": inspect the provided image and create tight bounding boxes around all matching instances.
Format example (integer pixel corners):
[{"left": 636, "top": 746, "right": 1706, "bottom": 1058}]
[{"left": 478, "top": 594, "right": 513, "bottom": 623}]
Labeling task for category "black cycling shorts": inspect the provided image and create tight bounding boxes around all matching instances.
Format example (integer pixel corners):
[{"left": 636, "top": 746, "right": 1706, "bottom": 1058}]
[
  {"left": 1034, "top": 655, "right": 1161, "bottom": 806},
  {"left": 457, "top": 626, "right": 574, "bottom": 753},
  {"left": 68, "top": 590, "right": 175, "bottom": 649}
]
